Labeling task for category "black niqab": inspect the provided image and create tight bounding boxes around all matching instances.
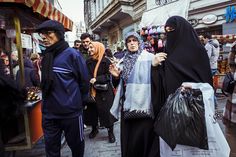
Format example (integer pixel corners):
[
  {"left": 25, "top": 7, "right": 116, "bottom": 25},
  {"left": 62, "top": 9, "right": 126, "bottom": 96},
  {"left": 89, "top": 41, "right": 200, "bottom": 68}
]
[
  {"left": 152, "top": 16, "right": 213, "bottom": 116},
  {"left": 164, "top": 16, "right": 212, "bottom": 93}
]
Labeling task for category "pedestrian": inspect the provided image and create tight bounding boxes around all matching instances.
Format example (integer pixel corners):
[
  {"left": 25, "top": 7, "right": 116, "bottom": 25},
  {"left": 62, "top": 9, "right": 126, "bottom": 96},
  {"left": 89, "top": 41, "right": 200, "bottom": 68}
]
[
  {"left": 79, "top": 33, "right": 92, "bottom": 60},
  {"left": 223, "top": 44, "right": 236, "bottom": 123},
  {"left": 202, "top": 33, "right": 220, "bottom": 76},
  {"left": 36, "top": 20, "right": 89, "bottom": 157},
  {"left": 150, "top": 16, "right": 213, "bottom": 157},
  {"left": 105, "top": 48, "right": 113, "bottom": 58},
  {"left": 113, "top": 47, "right": 125, "bottom": 59},
  {"left": 109, "top": 32, "right": 166, "bottom": 157},
  {"left": 84, "top": 41, "right": 117, "bottom": 143},
  {"left": 16, "top": 57, "right": 40, "bottom": 88},
  {"left": 30, "top": 53, "right": 41, "bottom": 82},
  {"left": 0, "top": 59, "right": 26, "bottom": 157},
  {"left": 73, "top": 40, "right": 81, "bottom": 51}
]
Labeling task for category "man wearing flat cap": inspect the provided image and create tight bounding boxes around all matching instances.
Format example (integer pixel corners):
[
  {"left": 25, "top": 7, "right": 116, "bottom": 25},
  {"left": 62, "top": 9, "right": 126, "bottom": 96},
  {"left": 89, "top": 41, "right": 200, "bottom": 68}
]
[{"left": 36, "top": 20, "right": 89, "bottom": 157}]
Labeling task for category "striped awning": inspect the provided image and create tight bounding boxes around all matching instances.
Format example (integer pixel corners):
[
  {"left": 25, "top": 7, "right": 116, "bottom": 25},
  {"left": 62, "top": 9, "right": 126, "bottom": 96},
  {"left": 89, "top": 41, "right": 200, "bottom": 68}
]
[{"left": 0, "top": 0, "right": 73, "bottom": 31}]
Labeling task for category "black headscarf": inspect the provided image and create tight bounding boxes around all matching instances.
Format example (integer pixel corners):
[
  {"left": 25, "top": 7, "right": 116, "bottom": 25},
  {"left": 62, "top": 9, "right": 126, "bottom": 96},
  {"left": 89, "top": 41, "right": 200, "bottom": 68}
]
[{"left": 151, "top": 16, "right": 213, "bottom": 116}]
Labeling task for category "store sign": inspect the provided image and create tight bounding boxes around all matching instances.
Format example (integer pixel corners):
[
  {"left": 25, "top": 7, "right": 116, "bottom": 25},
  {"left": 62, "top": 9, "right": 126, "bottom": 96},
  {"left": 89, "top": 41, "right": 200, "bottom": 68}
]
[
  {"left": 188, "top": 18, "right": 198, "bottom": 27},
  {"left": 21, "top": 33, "right": 33, "bottom": 49},
  {"left": 202, "top": 14, "right": 217, "bottom": 24},
  {"left": 225, "top": 6, "right": 236, "bottom": 23}
]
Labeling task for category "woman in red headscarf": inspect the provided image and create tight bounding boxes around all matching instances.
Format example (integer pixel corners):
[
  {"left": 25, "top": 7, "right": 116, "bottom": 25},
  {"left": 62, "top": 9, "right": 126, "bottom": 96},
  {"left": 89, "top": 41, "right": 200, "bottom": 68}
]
[{"left": 84, "top": 41, "right": 117, "bottom": 143}]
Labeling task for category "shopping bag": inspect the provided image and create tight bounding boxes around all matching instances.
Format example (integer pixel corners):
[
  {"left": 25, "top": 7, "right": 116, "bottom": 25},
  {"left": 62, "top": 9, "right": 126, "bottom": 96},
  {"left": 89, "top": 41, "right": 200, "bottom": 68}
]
[
  {"left": 154, "top": 88, "right": 208, "bottom": 150},
  {"left": 160, "top": 83, "right": 230, "bottom": 157}
]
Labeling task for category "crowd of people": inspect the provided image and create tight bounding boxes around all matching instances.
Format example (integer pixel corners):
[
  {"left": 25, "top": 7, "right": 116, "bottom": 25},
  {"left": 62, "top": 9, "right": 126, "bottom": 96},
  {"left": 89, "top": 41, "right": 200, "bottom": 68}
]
[{"left": 0, "top": 15, "right": 233, "bottom": 157}]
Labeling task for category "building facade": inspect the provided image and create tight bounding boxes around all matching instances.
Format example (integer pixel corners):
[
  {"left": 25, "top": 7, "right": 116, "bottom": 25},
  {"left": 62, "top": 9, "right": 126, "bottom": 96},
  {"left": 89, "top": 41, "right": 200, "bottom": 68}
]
[
  {"left": 84, "top": 0, "right": 146, "bottom": 52},
  {"left": 85, "top": 0, "right": 236, "bottom": 51},
  {"left": 188, "top": 0, "right": 236, "bottom": 35}
]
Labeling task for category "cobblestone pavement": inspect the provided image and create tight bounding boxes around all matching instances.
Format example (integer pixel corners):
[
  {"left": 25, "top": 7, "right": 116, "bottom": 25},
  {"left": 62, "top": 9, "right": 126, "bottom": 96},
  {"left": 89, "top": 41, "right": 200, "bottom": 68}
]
[
  {"left": 13, "top": 121, "right": 121, "bottom": 157},
  {"left": 9, "top": 95, "right": 236, "bottom": 157}
]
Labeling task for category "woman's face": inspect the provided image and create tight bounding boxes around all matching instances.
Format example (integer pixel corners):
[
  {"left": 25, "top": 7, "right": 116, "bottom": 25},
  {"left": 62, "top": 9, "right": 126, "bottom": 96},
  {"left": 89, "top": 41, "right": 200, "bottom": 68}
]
[
  {"left": 88, "top": 43, "right": 95, "bottom": 56},
  {"left": 127, "top": 36, "right": 139, "bottom": 52}
]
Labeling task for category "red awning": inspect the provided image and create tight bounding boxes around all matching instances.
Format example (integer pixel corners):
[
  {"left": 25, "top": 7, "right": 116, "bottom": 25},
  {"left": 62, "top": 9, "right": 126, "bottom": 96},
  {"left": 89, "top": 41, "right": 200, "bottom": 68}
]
[{"left": 0, "top": 0, "right": 73, "bottom": 31}]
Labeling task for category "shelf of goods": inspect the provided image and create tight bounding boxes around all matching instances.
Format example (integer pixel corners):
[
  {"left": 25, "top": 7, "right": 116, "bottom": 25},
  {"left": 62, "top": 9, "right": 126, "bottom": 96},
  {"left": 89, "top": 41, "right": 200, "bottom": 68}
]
[
  {"left": 212, "top": 34, "right": 236, "bottom": 43},
  {"left": 210, "top": 35, "right": 235, "bottom": 89}
]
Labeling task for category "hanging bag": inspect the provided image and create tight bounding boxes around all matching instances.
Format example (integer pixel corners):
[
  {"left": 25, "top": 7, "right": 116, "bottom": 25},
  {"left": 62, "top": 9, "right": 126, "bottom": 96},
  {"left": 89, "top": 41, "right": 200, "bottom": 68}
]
[{"left": 85, "top": 85, "right": 96, "bottom": 104}]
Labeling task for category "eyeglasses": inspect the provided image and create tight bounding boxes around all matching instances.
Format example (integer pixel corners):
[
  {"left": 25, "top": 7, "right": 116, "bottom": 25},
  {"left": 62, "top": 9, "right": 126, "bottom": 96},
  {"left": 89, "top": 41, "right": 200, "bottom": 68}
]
[{"left": 165, "top": 26, "right": 175, "bottom": 33}]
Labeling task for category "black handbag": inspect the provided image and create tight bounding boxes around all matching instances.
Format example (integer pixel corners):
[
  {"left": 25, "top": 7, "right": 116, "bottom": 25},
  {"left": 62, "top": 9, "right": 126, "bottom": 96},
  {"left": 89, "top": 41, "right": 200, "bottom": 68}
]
[
  {"left": 93, "top": 83, "right": 108, "bottom": 91},
  {"left": 85, "top": 85, "right": 96, "bottom": 104},
  {"left": 86, "top": 93, "right": 96, "bottom": 104},
  {"left": 222, "top": 72, "right": 235, "bottom": 94}
]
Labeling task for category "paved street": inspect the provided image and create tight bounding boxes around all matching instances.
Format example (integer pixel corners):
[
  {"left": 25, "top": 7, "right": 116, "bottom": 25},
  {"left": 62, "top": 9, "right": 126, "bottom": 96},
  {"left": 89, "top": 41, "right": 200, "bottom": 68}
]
[
  {"left": 13, "top": 121, "right": 121, "bottom": 157},
  {"left": 10, "top": 95, "right": 236, "bottom": 157}
]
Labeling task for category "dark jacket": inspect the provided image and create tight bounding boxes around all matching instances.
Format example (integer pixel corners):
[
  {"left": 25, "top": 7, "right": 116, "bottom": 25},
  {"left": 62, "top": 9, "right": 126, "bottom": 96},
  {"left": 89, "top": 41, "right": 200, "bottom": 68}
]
[
  {"left": 16, "top": 58, "right": 40, "bottom": 88},
  {"left": 79, "top": 45, "right": 89, "bottom": 60},
  {"left": 42, "top": 47, "right": 89, "bottom": 119}
]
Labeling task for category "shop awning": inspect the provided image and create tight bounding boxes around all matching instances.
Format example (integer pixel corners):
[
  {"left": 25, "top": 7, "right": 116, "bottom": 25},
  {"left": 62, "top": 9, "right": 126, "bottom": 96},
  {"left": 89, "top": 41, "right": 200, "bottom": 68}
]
[
  {"left": 139, "top": 0, "right": 190, "bottom": 29},
  {"left": 0, "top": 0, "right": 73, "bottom": 31}
]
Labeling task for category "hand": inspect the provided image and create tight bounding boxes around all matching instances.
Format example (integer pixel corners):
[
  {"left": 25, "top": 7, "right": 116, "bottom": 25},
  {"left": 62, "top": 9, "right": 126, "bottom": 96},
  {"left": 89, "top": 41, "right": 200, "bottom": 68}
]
[
  {"left": 109, "top": 64, "right": 121, "bottom": 78},
  {"left": 181, "top": 83, "right": 192, "bottom": 91},
  {"left": 152, "top": 52, "right": 167, "bottom": 66},
  {"left": 90, "top": 78, "right": 96, "bottom": 84}
]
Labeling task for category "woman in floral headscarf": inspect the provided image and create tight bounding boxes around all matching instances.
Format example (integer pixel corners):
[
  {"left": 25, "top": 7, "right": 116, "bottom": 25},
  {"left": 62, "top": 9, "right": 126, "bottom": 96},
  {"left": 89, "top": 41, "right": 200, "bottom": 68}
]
[
  {"left": 109, "top": 32, "right": 167, "bottom": 157},
  {"left": 84, "top": 41, "right": 117, "bottom": 143}
]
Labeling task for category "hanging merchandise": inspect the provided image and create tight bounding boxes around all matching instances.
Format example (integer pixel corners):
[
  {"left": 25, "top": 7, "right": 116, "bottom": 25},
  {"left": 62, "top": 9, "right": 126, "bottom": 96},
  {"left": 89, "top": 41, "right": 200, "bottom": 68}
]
[{"left": 140, "top": 25, "right": 166, "bottom": 54}]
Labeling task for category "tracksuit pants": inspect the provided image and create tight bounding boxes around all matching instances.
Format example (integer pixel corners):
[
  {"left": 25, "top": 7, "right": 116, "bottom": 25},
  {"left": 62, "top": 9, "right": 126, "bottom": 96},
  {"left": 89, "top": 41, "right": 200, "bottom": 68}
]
[{"left": 42, "top": 115, "right": 84, "bottom": 157}]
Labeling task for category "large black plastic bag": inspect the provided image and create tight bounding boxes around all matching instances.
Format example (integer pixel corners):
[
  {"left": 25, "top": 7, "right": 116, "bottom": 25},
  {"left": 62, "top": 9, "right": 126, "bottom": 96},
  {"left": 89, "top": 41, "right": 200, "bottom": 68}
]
[{"left": 154, "top": 88, "right": 208, "bottom": 150}]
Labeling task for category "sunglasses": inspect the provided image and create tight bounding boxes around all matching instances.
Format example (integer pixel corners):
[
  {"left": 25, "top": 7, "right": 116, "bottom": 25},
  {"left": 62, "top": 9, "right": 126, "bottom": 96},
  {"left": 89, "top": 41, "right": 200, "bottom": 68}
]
[{"left": 165, "top": 26, "right": 175, "bottom": 32}]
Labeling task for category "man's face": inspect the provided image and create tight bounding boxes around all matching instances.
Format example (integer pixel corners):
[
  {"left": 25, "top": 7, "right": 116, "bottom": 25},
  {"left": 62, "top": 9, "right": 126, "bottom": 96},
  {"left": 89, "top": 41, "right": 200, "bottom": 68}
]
[
  {"left": 39, "top": 30, "right": 59, "bottom": 47},
  {"left": 74, "top": 42, "right": 81, "bottom": 50},
  {"left": 82, "top": 37, "right": 91, "bottom": 50},
  {"left": 127, "top": 36, "right": 139, "bottom": 52},
  {"left": 203, "top": 38, "right": 208, "bottom": 45}
]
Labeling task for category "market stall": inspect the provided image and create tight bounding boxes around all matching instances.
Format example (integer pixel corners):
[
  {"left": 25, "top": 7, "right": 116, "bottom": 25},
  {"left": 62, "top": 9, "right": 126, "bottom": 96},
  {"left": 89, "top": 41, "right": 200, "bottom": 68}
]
[
  {"left": 199, "top": 34, "right": 236, "bottom": 92},
  {"left": 0, "top": 0, "right": 73, "bottom": 152}
]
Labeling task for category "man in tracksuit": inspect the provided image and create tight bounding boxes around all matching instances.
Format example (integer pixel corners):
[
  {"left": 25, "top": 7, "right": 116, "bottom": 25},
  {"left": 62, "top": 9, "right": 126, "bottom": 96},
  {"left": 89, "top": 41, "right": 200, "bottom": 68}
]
[{"left": 36, "top": 20, "right": 89, "bottom": 157}]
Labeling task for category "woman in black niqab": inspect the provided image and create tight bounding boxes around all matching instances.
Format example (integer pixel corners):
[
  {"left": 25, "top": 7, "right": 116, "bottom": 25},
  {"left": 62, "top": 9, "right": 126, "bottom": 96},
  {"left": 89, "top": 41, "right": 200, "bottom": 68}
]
[
  {"left": 165, "top": 16, "right": 212, "bottom": 93},
  {"left": 152, "top": 16, "right": 213, "bottom": 115},
  {"left": 150, "top": 15, "right": 213, "bottom": 157}
]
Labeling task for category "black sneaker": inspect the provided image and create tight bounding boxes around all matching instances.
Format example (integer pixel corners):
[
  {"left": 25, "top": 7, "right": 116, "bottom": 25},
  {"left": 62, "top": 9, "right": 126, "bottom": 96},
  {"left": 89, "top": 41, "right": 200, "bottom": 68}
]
[{"left": 89, "top": 129, "right": 99, "bottom": 139}]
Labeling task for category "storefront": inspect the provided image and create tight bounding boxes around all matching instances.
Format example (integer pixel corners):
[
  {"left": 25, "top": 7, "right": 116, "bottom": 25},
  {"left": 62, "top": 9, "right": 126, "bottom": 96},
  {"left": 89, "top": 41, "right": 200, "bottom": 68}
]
[
  {"left": 139, "top": 0, "right": 190, "bottom": 53},
  {"left": 0, "top": 0, "right": 73, "bottom": 152}
]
